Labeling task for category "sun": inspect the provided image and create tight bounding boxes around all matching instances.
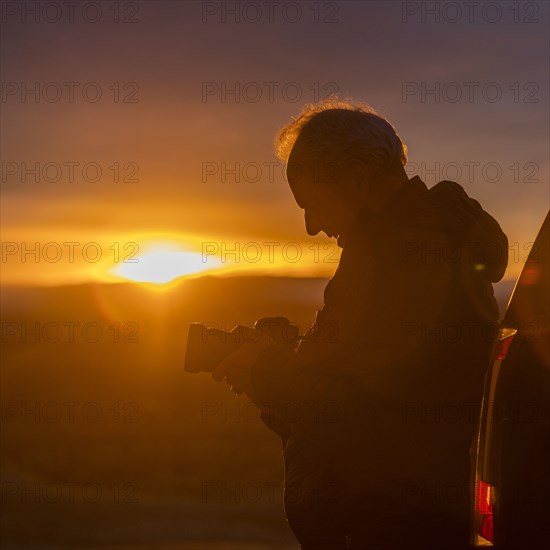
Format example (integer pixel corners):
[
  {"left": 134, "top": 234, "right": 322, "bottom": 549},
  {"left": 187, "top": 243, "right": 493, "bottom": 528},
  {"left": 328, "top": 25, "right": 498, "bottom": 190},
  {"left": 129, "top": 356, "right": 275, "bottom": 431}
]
[{"left": 110, "top": 246, "right": 222, "bottom": 284}]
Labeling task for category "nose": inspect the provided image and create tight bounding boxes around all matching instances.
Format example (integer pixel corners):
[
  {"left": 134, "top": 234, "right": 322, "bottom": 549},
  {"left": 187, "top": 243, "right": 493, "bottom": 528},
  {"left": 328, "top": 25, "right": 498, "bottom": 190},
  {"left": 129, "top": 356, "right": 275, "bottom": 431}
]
[{"left": 305, "top": 210, "right": 322, "bottom": 236}]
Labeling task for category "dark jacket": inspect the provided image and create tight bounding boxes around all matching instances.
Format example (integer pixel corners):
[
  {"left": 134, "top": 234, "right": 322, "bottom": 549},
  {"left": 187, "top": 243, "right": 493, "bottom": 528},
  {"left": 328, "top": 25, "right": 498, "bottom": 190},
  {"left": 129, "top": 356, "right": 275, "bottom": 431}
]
[{"left": 250, "top": 176, "right": 508, "bottom": 549}]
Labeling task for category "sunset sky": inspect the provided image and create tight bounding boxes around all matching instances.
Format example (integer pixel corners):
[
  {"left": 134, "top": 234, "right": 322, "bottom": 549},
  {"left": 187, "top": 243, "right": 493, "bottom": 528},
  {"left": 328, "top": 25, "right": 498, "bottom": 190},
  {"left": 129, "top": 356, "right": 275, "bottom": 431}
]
[{"left": 2, "top": 0, "right": 548, "bottom": 287}]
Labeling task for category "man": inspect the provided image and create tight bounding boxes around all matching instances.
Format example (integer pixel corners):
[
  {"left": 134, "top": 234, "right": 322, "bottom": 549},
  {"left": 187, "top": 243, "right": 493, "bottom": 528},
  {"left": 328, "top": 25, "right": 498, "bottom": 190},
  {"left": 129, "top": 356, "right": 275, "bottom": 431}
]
[{"left": 213, "top": 100, "right": 508, "bottom": 549}]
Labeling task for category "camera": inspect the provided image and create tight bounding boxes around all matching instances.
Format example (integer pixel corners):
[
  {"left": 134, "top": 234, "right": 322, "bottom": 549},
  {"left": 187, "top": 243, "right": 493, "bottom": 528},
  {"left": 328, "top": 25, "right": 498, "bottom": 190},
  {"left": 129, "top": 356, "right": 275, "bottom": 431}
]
[{"left": 184, "top": 316, "right": 300, "bottom": 373}]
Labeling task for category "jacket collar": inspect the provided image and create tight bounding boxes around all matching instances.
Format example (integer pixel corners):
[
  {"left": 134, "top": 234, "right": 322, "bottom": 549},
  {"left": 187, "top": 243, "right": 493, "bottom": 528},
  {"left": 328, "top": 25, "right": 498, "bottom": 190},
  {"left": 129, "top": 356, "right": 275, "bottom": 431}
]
[{"left": 339, "top": 176, "right": 428, "bottom": 249}]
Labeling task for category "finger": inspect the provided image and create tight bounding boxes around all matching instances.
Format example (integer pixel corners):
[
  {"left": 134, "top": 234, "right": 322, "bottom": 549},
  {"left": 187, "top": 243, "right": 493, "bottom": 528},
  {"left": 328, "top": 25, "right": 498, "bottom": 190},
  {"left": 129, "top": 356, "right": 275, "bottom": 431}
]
[
  {"left": 212, "top": 356, "right": 235, "bottom": 381},
  {"left": 211, "top": 345, "right": 251, "bottom": 381}
]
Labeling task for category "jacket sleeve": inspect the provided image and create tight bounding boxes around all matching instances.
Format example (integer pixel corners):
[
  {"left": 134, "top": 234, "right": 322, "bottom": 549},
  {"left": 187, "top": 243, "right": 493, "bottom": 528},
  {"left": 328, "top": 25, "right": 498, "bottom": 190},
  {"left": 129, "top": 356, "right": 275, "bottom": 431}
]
[{"left": 249, "top": 344, "right": 354, "bottom": 439}]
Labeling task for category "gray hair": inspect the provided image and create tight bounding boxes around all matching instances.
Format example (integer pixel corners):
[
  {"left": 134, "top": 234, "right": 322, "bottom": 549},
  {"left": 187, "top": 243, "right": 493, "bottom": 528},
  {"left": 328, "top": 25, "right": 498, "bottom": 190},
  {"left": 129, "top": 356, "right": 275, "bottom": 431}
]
[{"left": 275, "top": 98, "right": 407, "bottom": 178}]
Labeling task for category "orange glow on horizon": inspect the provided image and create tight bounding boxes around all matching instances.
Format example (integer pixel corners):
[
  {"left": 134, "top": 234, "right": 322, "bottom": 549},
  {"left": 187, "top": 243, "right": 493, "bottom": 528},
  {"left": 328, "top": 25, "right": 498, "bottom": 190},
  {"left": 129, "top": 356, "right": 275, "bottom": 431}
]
[
  {"left": 0, "top": 227, "right": 532, "bottom": 289},
  {"left": 0, "top": 230, "right": 345, "bottom": 287}
]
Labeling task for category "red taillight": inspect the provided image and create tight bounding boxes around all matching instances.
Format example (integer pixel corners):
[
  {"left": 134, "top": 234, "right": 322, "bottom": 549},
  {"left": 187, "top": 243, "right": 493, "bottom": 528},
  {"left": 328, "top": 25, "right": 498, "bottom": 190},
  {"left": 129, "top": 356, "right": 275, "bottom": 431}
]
[
  {"left": 476, "top": 480, "right": 494, "bottom": 543},
  {"left": 473, "top": 327, "right": 516, "bottom": 546},
  {"left": 496, "top": 335, "right": 514, "bottom": 360},
  {"left": 482, "top": 513, "right": 494, "bottom": 543}
]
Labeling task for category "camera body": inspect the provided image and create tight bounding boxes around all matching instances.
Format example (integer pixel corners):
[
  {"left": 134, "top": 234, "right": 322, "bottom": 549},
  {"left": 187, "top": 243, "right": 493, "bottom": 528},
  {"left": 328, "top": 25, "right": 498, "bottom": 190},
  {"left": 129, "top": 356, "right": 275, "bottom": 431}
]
[{"left": 184, "top": 316, "right": 300, "bottom": 373}]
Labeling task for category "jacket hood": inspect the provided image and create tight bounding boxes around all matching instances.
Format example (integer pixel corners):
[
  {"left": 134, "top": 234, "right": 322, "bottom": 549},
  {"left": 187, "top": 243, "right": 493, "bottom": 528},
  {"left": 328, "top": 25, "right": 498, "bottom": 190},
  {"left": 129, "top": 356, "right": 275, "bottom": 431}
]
[{"left": 428, "top": 179, "right": 508, "bottom": 283}]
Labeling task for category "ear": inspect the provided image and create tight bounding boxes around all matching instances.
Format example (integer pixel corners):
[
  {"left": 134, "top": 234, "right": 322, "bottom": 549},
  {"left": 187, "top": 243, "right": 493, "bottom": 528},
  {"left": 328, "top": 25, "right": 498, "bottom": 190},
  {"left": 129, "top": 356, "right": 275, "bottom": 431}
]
[
  {"left": 353, "top": 172, "right": 367, "bottom": 189},
  {"left": 348, "top": 160, "right": 370, "bottom": 187},
  {"left": 356, "top": 178, "right": 371, "bottom": 204},
  {"left": 347, "top": 163, "right": 370, "bottom": 204}
]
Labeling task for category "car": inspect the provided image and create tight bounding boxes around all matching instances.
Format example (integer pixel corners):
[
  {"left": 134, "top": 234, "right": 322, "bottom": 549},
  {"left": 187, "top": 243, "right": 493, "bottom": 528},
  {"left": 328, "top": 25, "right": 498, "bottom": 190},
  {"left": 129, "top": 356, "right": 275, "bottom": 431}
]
[{"left": 471, "top": 211, "right": 550, "bottom": 548}]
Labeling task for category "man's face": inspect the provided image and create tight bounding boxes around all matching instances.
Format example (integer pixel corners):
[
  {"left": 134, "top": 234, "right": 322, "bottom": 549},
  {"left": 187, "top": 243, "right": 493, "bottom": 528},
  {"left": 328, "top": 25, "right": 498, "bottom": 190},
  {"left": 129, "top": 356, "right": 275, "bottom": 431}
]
[{"left": 286, "top": 148, "right": 363, "bottom": 240}]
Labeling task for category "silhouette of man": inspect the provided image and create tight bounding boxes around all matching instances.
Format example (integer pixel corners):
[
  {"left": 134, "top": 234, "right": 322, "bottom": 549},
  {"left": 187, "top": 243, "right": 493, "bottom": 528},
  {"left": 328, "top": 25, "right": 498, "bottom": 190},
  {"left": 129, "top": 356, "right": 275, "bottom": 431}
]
[{"left": 213, "top": 100, "right": 508, "bottom": 550}]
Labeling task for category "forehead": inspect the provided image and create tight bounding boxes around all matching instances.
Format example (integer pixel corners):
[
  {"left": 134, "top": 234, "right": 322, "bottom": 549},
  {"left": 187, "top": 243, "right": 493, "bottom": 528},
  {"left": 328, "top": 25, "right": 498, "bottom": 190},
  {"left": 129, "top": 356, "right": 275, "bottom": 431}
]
[
  {"left": 287, "top": 137, "right": 343, "bottom": 179},
  {"left": 287, "top": 142, "right": 315, "bottom": 175},
  {"left": 286, "top": 146, "right": 318, "bottom": 207}
]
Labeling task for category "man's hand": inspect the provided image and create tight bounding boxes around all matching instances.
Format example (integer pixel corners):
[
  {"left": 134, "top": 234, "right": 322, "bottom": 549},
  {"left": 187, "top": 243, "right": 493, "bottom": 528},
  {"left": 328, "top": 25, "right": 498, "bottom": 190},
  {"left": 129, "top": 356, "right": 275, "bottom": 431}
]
[
  {"left": 211, "top": 341, "right": 269, "bottom": 399},
  {"left": 211, "top": 317, "right": 297, "bottom": 399}
]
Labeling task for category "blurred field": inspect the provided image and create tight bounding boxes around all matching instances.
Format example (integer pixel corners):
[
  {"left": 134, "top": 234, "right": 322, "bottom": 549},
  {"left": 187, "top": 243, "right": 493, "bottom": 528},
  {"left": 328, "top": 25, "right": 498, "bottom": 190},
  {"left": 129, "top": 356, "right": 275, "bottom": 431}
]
[
  {"left": 0, "top": 276, "right": 514, "bottom": 549},
  {"left": 0, "top": 277, "right": 329, "bottom": 549}
]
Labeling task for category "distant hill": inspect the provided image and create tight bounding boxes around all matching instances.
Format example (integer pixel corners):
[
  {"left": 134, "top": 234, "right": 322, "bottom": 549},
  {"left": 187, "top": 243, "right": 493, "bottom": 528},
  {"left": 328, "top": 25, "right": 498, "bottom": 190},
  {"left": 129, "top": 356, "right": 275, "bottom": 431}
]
[
  {"left": 0, "top": 275, "right": 328, "bottom": 313},
  {"left": 0, "top": 273, "right": 518, "bottom": 321}
]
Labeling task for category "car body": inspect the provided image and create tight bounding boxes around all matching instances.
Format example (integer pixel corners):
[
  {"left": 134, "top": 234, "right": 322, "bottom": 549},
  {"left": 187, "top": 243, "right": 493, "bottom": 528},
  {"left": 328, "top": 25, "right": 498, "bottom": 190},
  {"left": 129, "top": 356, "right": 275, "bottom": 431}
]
[{"left": 471, "top": 211, "right": 550, "bottom": 548}]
